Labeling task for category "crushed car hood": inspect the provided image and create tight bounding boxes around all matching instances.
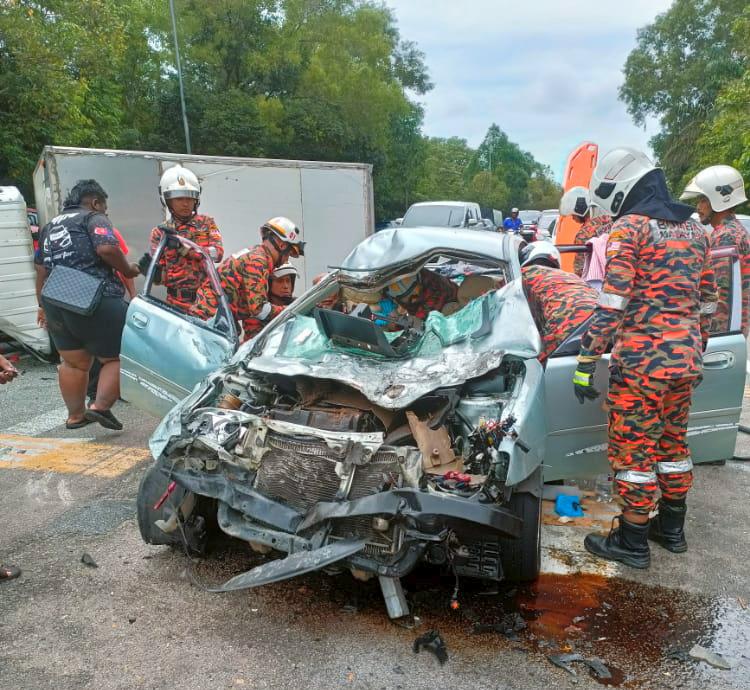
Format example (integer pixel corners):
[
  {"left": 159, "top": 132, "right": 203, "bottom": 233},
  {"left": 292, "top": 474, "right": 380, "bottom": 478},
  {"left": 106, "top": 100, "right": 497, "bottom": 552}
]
[
  {"left": 241, "top": 279, "right": 540, "bottom": 409},
  {"left": 150, "top": 279, "right": 540, "bottom": 459}
]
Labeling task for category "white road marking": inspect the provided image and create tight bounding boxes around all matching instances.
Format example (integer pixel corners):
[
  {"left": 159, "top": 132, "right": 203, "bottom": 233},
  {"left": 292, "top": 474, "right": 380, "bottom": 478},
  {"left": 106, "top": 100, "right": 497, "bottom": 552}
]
[
  {"left": 5, "top": 406, "right": 71, "bottom": 436},
  {"left": 541, "top": 524, "right": 620, "bottom": 578}
]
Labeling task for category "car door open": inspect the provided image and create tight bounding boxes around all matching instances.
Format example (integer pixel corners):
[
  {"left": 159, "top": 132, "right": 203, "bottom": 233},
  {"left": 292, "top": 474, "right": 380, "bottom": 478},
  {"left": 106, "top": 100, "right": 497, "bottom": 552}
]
[
  {"left": 120, "top": 231, "right": 238, "bottom": 418},
  {"left": 543, "top": 245, "right": 746, "bottom": 481}
]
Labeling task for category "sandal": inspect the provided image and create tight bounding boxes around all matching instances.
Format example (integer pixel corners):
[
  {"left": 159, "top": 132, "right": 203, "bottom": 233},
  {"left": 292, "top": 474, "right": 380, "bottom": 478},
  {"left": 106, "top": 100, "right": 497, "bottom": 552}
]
[
  {"left": 84, "top": 407, "right": 123, "bottom": 431},
  {"left": 66, "top": 417, "right": 94, "bottom": 430},
  {"left": 0, "top": 564, "right": 21, "bottom": 581}
]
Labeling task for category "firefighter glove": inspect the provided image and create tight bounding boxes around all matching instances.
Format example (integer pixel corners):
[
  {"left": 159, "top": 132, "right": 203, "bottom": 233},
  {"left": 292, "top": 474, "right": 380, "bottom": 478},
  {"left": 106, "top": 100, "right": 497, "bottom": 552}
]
[
  {"left": 573, "top": 360, "right": 600, "bottom": 404},
  {"left": 137, "top": 252, "right": 153, "bottom": 275}
]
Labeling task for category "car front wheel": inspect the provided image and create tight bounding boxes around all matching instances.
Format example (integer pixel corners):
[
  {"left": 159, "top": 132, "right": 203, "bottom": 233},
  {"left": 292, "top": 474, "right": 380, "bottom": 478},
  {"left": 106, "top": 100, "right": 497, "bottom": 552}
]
[{"left": 498, "top": 489, "right": 542, "bottom": 582}]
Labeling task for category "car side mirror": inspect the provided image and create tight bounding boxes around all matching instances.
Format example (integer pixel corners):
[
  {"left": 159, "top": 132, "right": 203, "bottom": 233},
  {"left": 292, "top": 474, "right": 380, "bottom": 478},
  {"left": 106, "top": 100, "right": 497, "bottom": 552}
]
[
  {"left": 394, "top": 218, "right": 403, "bottom": 226},
  {"left": 467, "top": 218, "right": 478, "bottom": 227}
]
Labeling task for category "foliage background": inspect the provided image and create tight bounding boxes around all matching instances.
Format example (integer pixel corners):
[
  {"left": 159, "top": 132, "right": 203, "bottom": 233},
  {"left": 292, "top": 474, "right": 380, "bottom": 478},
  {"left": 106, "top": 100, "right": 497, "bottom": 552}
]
[
  {"left": 0, "top": 0, "right": 559, "bottom": 219},
  {"left": 3, "top": 0, "right": 748, "bottom": 219},
  {"left": 621, "top": 0, "right": 750, "bottom": 205}
]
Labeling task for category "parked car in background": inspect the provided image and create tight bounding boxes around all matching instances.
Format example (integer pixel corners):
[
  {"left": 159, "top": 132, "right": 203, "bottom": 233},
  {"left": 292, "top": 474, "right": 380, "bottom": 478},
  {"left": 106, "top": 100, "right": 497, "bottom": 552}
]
[
  {"left": 518, "top": 210, "right": 541, "bottom": 242},
  {"left": 536, "top": 209, "right": 558, "bottom": 240},
  {"left": 124, "top": 227, "right": 745, "bottom": 619},
  {"left": 399, "top": 201, "right": 485, "bottom": 229}
]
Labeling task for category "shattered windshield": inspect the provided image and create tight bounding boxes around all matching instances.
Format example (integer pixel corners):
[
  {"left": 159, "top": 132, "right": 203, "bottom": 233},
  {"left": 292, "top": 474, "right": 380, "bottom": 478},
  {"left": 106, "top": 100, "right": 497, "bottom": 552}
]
[{"left": 238, "top": 276, "right": 541, "bottom": 409}]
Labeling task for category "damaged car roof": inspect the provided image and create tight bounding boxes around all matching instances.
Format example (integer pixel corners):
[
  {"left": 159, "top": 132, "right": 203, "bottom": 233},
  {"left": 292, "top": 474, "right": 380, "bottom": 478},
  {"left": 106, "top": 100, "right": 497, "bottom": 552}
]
[{"left": 336, "top": 227, "right": 515, "bottom": 276}]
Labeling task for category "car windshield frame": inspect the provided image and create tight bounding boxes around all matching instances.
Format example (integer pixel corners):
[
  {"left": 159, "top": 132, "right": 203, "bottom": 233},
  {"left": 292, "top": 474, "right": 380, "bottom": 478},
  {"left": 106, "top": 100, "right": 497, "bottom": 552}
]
[{"left": 244, "top": 231, "right": 522, "bottom": 360}]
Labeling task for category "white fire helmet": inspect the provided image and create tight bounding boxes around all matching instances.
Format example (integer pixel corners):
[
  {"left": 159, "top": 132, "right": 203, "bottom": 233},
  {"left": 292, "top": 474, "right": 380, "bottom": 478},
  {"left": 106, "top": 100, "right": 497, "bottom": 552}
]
[
  {"left": 519, "top": 240, "right": 561, "bottom": 269},
  {"left": 680, "top": 165, "right": 747, "bottom": 213},
  {"left": 559, "top": 186, "right": 591, "bottom": 218},
  {"left": 590, "top": 147, "right": 657, "bottom": 216},
  {"left": 272, "top": 263, "right": 299, "bottom": 282},
  {"left": 159, "top": 165, "right": 201, "bottom": 207},
  {"left": 261, "top": 216, "right": 306, "bottom": 257}
]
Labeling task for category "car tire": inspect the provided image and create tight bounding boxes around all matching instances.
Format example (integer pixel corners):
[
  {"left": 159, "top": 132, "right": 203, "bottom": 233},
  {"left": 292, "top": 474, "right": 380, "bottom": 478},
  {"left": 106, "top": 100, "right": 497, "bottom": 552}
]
[{"left": 499, "top": 489, "right": 542, "bottom": 583}]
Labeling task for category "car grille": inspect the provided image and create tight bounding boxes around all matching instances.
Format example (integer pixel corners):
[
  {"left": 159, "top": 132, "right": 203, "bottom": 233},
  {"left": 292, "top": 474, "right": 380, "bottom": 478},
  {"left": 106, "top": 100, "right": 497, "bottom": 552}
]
[{"left": 254, "top": 432, "right": 401, "bottom": 553}]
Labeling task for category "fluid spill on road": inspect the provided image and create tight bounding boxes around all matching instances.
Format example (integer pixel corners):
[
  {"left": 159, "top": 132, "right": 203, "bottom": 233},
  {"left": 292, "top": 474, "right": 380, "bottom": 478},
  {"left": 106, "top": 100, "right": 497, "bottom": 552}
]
[{"left": 190, "top": 541, "right": 750, "bottom": 688}]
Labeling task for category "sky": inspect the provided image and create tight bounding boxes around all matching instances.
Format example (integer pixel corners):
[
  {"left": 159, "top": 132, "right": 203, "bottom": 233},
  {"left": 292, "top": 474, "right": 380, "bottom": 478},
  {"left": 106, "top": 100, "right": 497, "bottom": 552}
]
[{"left": 385, "top": 0, "right": 674, "bottom": 180}]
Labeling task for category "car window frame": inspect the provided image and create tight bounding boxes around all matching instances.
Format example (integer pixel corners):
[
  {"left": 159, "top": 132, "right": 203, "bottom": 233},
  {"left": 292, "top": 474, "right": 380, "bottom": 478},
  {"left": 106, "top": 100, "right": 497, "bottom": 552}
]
[
  {"left": 142, "top": 230, "right": 238, "bottom": 343},
  {"left": 547, "top": 245, "right": 742, "bottom": 358}
]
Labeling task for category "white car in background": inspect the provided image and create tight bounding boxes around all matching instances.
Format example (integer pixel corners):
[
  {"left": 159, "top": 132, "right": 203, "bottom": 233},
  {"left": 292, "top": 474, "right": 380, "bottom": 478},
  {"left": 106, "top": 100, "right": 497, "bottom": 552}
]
[{"left": 536, "top": 209, "right": 558, "bottom": 240}]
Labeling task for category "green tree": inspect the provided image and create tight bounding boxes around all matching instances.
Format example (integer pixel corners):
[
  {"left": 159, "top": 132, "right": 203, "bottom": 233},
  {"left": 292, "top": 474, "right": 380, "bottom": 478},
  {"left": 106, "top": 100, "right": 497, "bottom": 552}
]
[
  {"left": 620, "top": 0, "right": 748, "bottom": 186},
  {"left": 526, "top": 171, "right": 562, "bottom": 210},
  {"left": 693, "top": 8, "right": 750, "bottom": 200},
  {"left": 0, "top": 0, "right": 165, "bottom": 194},
  {"left": 466, "top": 171, "right": 510, "bottom": 212},
  {"left": 414, "top": 137, "right": 474, "bottom": 204}
]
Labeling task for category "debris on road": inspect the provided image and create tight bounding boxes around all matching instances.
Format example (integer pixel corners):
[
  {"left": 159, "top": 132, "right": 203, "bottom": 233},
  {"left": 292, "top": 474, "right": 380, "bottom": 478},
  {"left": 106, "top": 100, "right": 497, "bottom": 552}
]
[
  {"left": 547, "top": 653, "right": 612, "bottom": 680},
  {"left": 472, "top": 612, "right": 527, "bottom": 639},
  {"left": 80, "top": 552, "right": 98, "bottom": 568},
  {"left": 554, "top": 494, "right": 584, "bottom": 518},
  {"left": 413, "top": 629, "right": 448, "bottom": 665},
  {"left": 689, "top": 644, "right": 735, "bottom": 670},
  {"left": 666, "top": 648, "right": 691, "bottom": 663}
]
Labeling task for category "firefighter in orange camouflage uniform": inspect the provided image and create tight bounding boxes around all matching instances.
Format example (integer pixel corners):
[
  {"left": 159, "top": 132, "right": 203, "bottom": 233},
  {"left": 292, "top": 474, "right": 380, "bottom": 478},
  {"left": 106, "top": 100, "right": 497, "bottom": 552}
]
[
  {"left": 138, "top": 165, "right": 224, "bottom": 312},
  {"left": 573, "top": 148, "right": 718, "bottom": 570},
  {"left": 519, "top": 241, "right": 598, "bottom": 363},
  {"left": 681, "top": 165, "right": 750, "bottom": 335},
  {"left": 191, "top": 217, "right": 305, "bottom": 342},
  {"left": 559, "top": 186, "right": 613, "bottom": 276},
  {"left": 384, "top": 269, "right": 458, "bottom": 319}
]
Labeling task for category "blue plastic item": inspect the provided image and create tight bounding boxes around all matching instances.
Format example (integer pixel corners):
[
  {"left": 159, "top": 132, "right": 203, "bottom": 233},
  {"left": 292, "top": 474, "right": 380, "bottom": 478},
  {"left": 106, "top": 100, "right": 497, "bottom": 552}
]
[{"left": 554, "top": 494, "right": 584, "bottom": 518}]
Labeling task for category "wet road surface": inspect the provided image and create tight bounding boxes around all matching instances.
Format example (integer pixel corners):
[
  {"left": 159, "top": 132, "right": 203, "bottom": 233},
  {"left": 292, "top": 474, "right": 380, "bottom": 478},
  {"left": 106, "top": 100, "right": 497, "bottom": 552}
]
[{"left": 1, "top": 358, "right": 749, "bottom": 689}]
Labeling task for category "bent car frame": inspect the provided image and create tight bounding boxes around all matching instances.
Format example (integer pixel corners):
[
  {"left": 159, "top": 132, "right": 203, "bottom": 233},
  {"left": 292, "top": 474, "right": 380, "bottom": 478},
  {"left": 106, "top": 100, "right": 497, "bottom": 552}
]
[{"left": 123, "top": 228, "right": 746, "bottom": 618}]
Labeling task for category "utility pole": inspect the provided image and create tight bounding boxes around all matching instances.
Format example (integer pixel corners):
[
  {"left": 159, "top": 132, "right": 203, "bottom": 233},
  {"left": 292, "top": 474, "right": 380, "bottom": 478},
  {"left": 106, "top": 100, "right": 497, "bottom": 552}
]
[{"left": 169, "top": 0, "right": 192, "bottom": 153}]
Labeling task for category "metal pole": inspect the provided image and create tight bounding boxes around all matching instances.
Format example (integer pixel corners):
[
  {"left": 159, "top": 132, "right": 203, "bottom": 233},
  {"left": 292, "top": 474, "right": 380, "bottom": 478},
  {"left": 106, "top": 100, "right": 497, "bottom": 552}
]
[{"left": 169, "top": 0, "right": 191, "bottom": 153}]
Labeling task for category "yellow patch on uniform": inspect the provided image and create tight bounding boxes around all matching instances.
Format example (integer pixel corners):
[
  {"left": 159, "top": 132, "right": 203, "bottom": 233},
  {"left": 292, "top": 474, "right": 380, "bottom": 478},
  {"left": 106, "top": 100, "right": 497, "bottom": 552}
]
[{"left": 0, "top": 435, "right": 150, "bottom": 477}]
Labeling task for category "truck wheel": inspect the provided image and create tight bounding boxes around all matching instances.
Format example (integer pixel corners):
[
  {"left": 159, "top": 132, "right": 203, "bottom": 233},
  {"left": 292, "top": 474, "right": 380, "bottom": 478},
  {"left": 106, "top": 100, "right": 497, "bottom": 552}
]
[{"left": 499, "top": 490, "right": 542, "bottom": 582}]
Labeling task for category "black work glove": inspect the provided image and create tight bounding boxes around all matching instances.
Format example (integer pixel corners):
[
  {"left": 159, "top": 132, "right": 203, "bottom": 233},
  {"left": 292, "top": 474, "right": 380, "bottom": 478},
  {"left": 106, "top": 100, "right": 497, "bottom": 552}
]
[
  {"left": 573, "top": 359, "right": 601, "bottom": 404},
  {"left": 165, "top": 235, "right": 181, "bottom": 250},
  {"left": 137, "top": 252, "right": 153, "bottom": 275}
]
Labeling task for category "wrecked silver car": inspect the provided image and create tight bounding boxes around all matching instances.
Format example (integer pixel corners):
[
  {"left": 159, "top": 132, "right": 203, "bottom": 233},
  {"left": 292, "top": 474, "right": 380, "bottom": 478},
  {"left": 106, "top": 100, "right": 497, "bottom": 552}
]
[{"left": 128, "top": 228, "right": 745, "bottom": 617}]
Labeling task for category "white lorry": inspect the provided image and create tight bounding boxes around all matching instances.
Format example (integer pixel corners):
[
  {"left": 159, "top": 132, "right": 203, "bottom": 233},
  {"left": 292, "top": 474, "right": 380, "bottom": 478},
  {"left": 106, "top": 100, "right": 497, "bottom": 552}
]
[{"left": 1, "top": 146, "right": 375, "bottom": 357}]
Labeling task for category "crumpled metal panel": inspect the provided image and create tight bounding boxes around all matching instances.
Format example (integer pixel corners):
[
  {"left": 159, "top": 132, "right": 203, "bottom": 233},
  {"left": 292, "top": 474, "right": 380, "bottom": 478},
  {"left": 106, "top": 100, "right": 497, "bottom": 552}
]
[
  {"left": 207, "top": 539, "right": 368, "bottom": 592},
  {"left": 245, "top": 279, "right": 541, "bottom": 409},
  {"left": 336, "top": 227, "right": 507, "bottom": 276}
]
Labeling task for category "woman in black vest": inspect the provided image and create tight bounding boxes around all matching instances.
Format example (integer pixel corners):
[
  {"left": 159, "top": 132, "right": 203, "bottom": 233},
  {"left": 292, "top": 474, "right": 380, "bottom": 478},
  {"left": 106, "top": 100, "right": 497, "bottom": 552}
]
[{"left": 35, "top": 180, "right": 140, "bottom": 431}]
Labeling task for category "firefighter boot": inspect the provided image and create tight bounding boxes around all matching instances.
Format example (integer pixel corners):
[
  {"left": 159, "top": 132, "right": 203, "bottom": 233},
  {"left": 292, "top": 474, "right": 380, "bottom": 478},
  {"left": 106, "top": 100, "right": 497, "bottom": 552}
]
[
  {"left": 648, "top": 499, "right": 687, "bottom": 553},
  {"left": 584, "top": 515, "right": 650, "bottom": 569}
]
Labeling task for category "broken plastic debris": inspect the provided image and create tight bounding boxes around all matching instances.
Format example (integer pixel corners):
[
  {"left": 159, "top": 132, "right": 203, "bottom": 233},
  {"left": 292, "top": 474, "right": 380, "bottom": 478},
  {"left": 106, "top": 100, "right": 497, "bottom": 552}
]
[
  {"left": 81, "top": 552, "right": 98, "bottom": 568},
  {"left": 413, "top": 629, "right": 448, "bottom": 665},
  {"left": 547, "top": 653, "right": 612, "bottom": 680},
  {"left": 666, "top": 649, "right": 691, "bottom": 663},
  {"left": 472, "top": 613, "right": 527, "bottom": 639},
  {"left": 689, "top": 644, "right": 735, "bottom": 670}
]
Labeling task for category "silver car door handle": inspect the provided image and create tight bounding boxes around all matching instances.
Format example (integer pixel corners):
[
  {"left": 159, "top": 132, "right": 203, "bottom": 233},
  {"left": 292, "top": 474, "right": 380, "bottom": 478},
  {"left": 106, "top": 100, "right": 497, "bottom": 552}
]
[
  {"left": 131, "top": 312, "right": 149, "bottom": 329},
  {"left": 703, "top": 351, "right": 734, "bottom": 369}
]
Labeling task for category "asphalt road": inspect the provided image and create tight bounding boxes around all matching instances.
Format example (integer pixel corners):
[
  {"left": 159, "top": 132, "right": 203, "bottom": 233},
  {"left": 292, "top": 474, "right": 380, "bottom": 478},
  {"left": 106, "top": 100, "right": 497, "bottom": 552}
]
[{"left": 1, "top": 357, "right": 749, "bottom": 689}]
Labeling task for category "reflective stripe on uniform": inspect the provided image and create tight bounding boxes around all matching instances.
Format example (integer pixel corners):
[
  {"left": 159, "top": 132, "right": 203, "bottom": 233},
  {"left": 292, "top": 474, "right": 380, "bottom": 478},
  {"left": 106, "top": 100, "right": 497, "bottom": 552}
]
[
  {"left": 615, "top": 470, "right": 657, "bottom": 484},
  {"left": 573, "top": 371, "right": 591, "bottom": 386},
  {"left": 700, "top": 301, "right": 718, "bottom": 314},
  {"left": 257, "top": 302, "right": 273, "bottom": 320},
  {"left": 598, "top": 292, "right": 629, "bottom": 310},
  {"left": 656, "top": 458, "right": 694, "bottom": 474}
]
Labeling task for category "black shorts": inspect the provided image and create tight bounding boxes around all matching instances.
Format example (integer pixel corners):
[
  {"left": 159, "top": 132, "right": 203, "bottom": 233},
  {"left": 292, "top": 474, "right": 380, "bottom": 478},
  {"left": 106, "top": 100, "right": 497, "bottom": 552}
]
[{"left": 42, "top": 295, "right": 128, "bottom": 358}]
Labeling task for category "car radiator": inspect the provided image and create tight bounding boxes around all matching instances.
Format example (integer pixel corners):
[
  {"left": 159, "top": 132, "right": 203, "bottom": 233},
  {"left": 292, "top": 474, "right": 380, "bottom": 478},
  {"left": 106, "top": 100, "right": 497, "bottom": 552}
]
[{"left": 254, "top": 432, "right": 402, "bottom": 554}]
